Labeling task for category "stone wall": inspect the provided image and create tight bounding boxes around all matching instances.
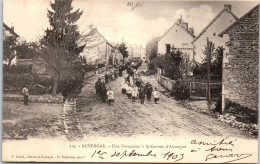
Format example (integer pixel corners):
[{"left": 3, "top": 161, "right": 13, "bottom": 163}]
[
  {"left": 3, "top": 94, "right": 63, "bottom": 104},
  {"left": 158, "top": 75, "right": 176, "bottom": 91},
  {"left": 222, "top": 5, "right": 259, "bottom": 110}
]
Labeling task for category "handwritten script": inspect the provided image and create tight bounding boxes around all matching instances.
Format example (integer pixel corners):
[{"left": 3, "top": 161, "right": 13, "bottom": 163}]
[
  {"left": 127, "top": 1, "right": 142, "bottom": 11},
  {"left": 190, "top": 138, "right": 252, "bottom": 163},
  {"left": 91, "top": 149, "right": 184, "bottom": 162}
]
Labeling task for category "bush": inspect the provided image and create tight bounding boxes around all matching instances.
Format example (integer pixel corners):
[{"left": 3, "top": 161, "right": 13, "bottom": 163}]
[
  {"left": 214, "top": 97, "right": 222, "bottom": 113},
  {"left": 3, "top": 74, "right": 33, "bottom": 93},
  {"left": 58, "top": 64, "right": 85, "bottom": 100},
  {"left": 172, "top": 82, "right": 190, "bottom": 101},
  {"left": 3, "top": 72, "right": 54, "bottom": 94},
  {"left": 32, "top": 74, "right": 53, "bottom": 88},
  {"left": 3, "top": 64, "right": 32, "bottom": 75}
]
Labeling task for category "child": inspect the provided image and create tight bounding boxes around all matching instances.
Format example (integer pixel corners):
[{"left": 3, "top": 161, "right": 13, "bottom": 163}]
[
  {"left": 121, "top": 78, "right": 128, "bottom": 94},
  {"left": 131, "top": 85, "right": 138, "bottom": 102},
  {"left": 126, "top": 84, "right": 132, "bottom": 99},
  {"left": 153, "top": 87, "right": 160, "bottom": 104},
  {"left": 107, "top": 87, "right": 114, "bottom": 106}
]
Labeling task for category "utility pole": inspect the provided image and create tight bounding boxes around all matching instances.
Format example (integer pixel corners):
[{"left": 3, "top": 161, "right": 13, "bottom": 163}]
[{"left": 206, "top": 37, "right": 211, "bottom": 113}]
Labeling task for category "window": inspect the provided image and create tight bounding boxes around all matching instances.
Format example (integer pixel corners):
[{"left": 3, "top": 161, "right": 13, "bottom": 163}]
[
  {"left": 166, "top": 44, "right": 171, "bottom": 54},
  {"left": 213, "top": 33, "right": 216, "bottom": 36}
]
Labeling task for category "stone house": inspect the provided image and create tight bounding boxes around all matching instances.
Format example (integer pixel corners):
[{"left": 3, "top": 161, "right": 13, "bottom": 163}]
[
  {"left": 157, "top": 16, "right": 195, "bottom": 61},
  {"left": 192, "top": 5, "right": 238, "bottom": 63},
  {"left": 81, "top": 25, "right": 121, "bottom": 66},
  {"left": 219, "top": 4, "right": 259, "bottom": 111}
]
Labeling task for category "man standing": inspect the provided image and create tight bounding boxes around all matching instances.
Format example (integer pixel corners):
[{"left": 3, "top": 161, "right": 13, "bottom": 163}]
[
  {"left": 139, "top": 84, "right": 145, "bottom": 104},
  {"left": 95, "top": 78, "right": 102, "bottom": 95},
  {"left": 22, "top": 84, "right": 29, "bottom": 105},
  {"left": 145, "top": 82, "right": 153, "bottom": 102}
]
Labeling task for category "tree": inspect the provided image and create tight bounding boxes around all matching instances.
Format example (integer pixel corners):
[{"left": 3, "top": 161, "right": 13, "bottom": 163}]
[
  {"left": 193, "top": 43, "right": 223, "bottom": 78},
  {"left": 16, "top": 41, "right": 37, "bottom": 59},
  {"left": 118, "top": 43, "right": 128, "bottom": 63},
  {"left": 3, "top": 36, "right": 17, "bottom": 74},
  {"left": 211, "top": 46, "right": 224, "bottom": 77},
  {"left": 38, "top": 0, "right": 86, "bottom": 95},
  {"left": 145, "top": 36, "right": 160, "bottom": 71},
  {"left": 145, "top": 36, "right": 160, "bottom": 61},
  {"left": 157, "top": 48, "right": 183, "bottom": 80},
  {"left": 179, "top": 53, "right": 194, "bottom": 76}
]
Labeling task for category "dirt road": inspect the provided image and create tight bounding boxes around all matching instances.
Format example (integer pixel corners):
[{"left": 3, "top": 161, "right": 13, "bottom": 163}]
[
  {"left": 2, "top": 64, "right": 254, "bottom": 140},
  {"left": 74, "top": 65, "right": 252, "bottom": 139}
]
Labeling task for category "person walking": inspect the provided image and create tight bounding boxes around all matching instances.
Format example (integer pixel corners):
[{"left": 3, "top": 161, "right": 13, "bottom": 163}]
[
  {"left": 153, "top": 87, "right": 160, "bottom": 104},
  {"left": 100, "top": 82, "right": 107, "bottom": 103},
  {"left": 145, "top": 82, "right": 153, "bottom": 102},
  {"left": 107, "top": 87, "right": 114, "bottom": 106},
  {"left": 95, "top": 78, "right": 102, "bottom": 95},
  {"left": 121, "top": 78, "right": 129, "bottom": 94},
  {"left": 139, "top": 84, "right": 145, "bottom": 104},
  {"left": 131, "top": 85, "right": 139, "bottom": 102},
  {"left": 119, "top": 65, "right": 123, "bottom": 77},
  {"left": 126, "top": 75, "right": 131, "bottom": 85},
  {"left": 105, "top": 73, "right": 109, "bottom": 83},
  {"left": 22, "top": 84, "right": 29, "bottom": 105},
  {"left": 126, "top": 84, "right": 132, "bottom": 99}
]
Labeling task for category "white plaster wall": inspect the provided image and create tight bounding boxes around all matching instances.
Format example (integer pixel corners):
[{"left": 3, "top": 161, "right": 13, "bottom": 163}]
[
  {"left": 193, "top": 11, "right": 237, "bottom": 63},
  {"left": 158, "top": 23, "right": 194, "bottom": 59}
]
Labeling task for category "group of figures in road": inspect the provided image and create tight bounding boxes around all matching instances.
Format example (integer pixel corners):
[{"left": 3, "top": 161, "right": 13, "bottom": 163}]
[
  {"left": 121, "top": 77, "right": 159, "bottom": 104},
  {"left": 95, "top": 63, "right": 159, "bottom": 106}
]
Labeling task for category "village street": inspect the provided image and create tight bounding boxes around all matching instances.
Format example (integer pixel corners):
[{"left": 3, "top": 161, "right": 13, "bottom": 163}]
[
  {"left": 2, "top": 63, "right": 254, "bottom": 141},
  {"left": 74, "top": 63, "right": 254, "bottom": 139}
]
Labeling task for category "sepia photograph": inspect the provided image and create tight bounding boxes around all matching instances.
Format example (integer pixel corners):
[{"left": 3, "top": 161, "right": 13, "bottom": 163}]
[{"left": 2, "top": 0, "right": 259, "bottom": 163}]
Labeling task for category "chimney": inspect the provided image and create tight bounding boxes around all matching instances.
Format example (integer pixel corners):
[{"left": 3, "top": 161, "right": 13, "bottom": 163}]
[
  {"left": 11, "top": 23, "right": 14, "bottom": 32},
  {"left": 182, "top": 22, "right": 188, "bottom": 31},
  {"left": 224, "top": 4, "right": 232, "bottom": 11},
  {"left": 189, "top": 27, "right": 194, "bottom": 35}
]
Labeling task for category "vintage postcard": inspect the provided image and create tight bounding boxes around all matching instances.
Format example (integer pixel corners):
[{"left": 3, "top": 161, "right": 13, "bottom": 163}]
[{"left": 2, "top": 0, "right": 259, "bottom": 163}]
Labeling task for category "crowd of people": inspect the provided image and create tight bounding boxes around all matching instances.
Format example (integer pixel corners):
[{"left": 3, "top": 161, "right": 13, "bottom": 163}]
[
  {"left": 94, "top": 62, "right": 160, "bottom": 106},
  {"left": 95, "top": 69, "right": 118, "bottom": 105},
  {"left": 121, "top": 77, "right": 160, "bottom": 104}
]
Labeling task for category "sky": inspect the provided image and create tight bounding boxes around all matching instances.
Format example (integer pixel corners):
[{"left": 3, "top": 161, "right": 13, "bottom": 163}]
[{"left": 3, "top": 0, "right": 259, "bottom": 47}]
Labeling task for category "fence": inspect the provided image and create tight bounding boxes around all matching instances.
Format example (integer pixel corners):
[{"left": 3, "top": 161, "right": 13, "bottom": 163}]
[{"left": 190, "top": 82, "right": 222, "bottom": 100}]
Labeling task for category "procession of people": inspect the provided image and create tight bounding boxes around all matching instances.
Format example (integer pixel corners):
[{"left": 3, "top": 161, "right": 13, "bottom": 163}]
[
  {"left": 119, "top": 64, "right": 159, "bottom": 104},
  {"left": 94, "top": 62, "right": 159, "bottom": 106}
]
